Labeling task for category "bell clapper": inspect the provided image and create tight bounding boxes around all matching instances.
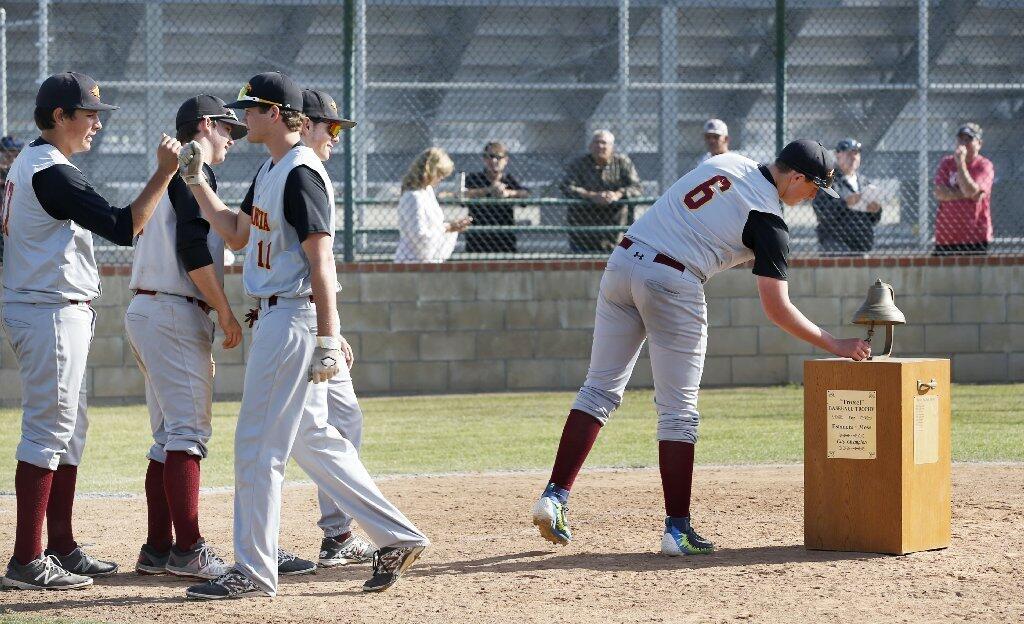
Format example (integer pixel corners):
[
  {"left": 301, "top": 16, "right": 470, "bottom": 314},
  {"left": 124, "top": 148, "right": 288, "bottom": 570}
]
[{"left": 865, "top": 322, "right": 875, "bottom": 344}]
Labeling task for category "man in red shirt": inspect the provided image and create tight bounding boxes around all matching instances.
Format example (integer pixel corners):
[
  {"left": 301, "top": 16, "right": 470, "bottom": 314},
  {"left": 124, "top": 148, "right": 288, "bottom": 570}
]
[{"left": 932, "top": 123, "right": 995, "bottom": 255}]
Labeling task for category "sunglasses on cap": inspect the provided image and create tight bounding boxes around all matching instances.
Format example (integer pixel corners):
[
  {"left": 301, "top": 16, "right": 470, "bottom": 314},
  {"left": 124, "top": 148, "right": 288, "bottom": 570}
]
[{"left": 236, "top": 84, "right": 283, "bottom": 109}]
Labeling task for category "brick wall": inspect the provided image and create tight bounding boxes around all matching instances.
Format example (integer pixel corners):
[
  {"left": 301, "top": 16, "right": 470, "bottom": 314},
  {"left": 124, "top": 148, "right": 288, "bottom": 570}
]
[{"left": 1, "top": 257, "right": 1021, "bottom": 404}]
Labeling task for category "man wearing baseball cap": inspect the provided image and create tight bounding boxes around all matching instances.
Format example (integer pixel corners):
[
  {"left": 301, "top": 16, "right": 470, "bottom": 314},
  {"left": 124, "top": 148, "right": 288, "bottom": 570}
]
[
  {"left": 700, "top": 118, "right": 730, "bottom": 163},
  {"left": 812, "top": 137, "right": 884, "bottom": 255},
  {"left": 1, "top": 71, "right": 180, "bottom": 590},
  {"left": 127, "top": 94, "right": 247, "bottom": 582},
  {"left": 182, "top": 72, "right": 429, "bottom": 599},
  {"left": 532, "top": 139, "right": 867, "bottom": 558},
  {"left": 932, "top": 122, "right": 994, "bottom": 255},
  {"left": 297, "top": 88, "right": 378, "bottom": 568}
]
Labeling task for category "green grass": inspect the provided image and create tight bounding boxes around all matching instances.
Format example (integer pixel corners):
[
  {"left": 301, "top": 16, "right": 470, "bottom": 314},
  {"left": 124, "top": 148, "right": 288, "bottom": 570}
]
[{"left": 1, "top": 384, "right": 1021, "bottom": 494}]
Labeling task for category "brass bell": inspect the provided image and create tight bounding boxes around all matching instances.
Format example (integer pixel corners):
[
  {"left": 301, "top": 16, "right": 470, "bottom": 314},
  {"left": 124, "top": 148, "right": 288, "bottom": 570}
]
[{"left": 852, "top": 278, "right": 906, "bottom": 359}]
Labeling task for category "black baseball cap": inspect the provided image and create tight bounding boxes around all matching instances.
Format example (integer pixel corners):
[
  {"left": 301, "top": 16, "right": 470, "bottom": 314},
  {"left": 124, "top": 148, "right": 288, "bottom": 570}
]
[
  {"left": 301, "top": 89, "right": 356, "bottom": 129},
  {"left": 36, "top": 71, "right": 119, "bottom": 112},
  {"left": 176, "top": 94, "right": 248, "bottom": 140},
  {"left": 778, "top": 139, "right": 839, "bottom": 198},
  {"left": 225, "top": 72, "right": 303, "bottom": 112}
]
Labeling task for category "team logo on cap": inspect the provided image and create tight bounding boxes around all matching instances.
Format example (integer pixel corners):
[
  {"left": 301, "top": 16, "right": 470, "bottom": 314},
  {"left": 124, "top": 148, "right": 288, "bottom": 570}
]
[
  {"left": 90, "top": 85, "right": 101, "bottom": 99},
  {"left": 328, "top": 101, "right": 338, "bottom": 113}
]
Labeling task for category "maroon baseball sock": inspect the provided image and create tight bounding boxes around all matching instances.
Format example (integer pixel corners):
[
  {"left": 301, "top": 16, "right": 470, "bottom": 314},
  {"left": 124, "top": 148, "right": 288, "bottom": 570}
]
[
  {"left": 45, "top": 464, "right": 78, "bottom": 555},
  {"left": 164, "top": 451, "right": 202, "bottom": 551},
  {"left": 14, "top": 462, "right": 53, "bottom": 565},
  {"left": 548, "top": 409, "right": 603, "bottom": 491},
  {"left": 145, "top": 459, "right": 173, "bottom": 552},
  {"left": 659, "top": 440, "right": 695, "bottom": 518}
]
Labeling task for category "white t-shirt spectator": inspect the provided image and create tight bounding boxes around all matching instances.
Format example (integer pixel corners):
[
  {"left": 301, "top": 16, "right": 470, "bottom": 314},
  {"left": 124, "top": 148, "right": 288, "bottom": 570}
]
[{"left": 394, "top": 185, "right": 458, "bottom": 263}]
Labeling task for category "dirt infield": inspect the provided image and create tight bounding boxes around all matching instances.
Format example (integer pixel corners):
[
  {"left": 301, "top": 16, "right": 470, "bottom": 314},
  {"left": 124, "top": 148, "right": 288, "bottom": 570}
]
[{"left": 1, "top": 464, "right": 1022, "bottom": 623}]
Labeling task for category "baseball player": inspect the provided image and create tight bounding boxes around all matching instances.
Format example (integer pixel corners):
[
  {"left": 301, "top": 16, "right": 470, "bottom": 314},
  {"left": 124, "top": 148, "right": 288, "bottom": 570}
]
[
  {"left": 298, "top": 88, "right": 376, "bottom": 567},
  {"left": 178, "top": 72, "right": 428, "bottom": 599},
  {"left": 127, "top": 95, "right": 246, "bottom": 581},
  {"left": 532, "top": 141, "right": 871, "bottom": 556},
  {"left": 1, "top": 72, "right": 181, "bottom": 590}
]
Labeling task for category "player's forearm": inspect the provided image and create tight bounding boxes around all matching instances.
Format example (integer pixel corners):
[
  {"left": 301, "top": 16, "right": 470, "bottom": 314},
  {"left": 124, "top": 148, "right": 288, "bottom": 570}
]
[
  {"left": 757, "top": 277, "right": 836, "bottom": 353},
  {"left": 129, "top": 170, "right": 177, "bottom": 236},
  {"left": 187, "top": 264, "right": 232, "bottom": 318},
  {"left": 189, "top": 182, "right": 250, "bottom": 249},
  {"left": 303, "top": 234, "right": 339, "bottom": 337}
]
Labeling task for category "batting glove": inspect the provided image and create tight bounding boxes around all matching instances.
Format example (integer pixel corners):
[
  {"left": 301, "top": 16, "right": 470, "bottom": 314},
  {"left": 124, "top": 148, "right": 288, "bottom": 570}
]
[
  {"left": 308, "top": 335, "right": 342, "bottom": 383},
  {"left": 178, "top": 140, "right": 207, "bottom": 186}
]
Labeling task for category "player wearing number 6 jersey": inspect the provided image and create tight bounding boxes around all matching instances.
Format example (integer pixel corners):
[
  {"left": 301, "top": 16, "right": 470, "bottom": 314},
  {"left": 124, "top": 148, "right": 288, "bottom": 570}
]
[{"left": 532, "top": 140, "right": 872, "bottom": 555}]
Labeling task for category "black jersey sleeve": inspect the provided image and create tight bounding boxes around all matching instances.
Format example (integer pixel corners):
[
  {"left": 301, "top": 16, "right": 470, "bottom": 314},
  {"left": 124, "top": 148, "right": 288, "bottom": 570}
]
[
  {"left": 239, "top": 173, "right": 257, "bottom": 215},
  {"left": 283, "top": 165, "right": 333, "bottom": 242},
  {"left": 742, "top": 210, "right": 790, "bottom": 281},
  {"left": 168, "top": 165, "right": 215, "bottom": 272},
  {"left": 32, "top": 164, "right": 135, "bottom": 246}
]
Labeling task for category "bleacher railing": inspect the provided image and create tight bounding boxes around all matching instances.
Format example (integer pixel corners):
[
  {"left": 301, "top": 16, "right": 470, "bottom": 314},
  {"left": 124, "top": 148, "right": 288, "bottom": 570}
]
[{"left": 0, "top": 0, "right": 1020, "bottom": 264}]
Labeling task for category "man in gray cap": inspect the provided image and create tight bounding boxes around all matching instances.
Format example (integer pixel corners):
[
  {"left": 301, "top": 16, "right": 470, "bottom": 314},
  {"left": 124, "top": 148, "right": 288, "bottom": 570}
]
[{"left": 932, "top": 122, "right": 994, "bottom": 255}]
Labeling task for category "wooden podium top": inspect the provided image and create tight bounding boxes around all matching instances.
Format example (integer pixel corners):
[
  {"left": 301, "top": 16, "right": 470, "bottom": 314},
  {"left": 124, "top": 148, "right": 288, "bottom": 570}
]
[{"left": 809, "top": 357, "right": 950, "bottom": 363}]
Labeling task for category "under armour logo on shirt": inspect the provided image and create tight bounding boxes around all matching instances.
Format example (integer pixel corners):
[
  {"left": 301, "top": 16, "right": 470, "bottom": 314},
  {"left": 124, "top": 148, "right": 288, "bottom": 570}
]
[{"left": 634, "top": 251, "right": 645, "bottom": 260}]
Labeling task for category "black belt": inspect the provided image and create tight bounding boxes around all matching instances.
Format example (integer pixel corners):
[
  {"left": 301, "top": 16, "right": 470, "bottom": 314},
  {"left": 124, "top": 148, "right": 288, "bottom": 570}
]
[
  {"left": 618, "top": 238, "right": 687, "bottom": 274},
  {"left": 134, "top": 289, "right": 211, "bottom": 314},
  {"left": 266, "top": 295, "right": 313, "bottom": 307}
]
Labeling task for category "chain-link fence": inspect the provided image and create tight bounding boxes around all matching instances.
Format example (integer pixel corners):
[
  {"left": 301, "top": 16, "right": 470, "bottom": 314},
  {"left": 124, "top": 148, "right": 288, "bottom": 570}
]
[{"left": 1, "top": 0, "right": 1021, "bottom": 264}]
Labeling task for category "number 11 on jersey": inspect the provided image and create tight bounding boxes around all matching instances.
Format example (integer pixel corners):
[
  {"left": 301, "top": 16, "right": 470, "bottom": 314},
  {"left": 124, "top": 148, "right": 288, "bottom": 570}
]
[{"left": 256, "top": 240, "right": 272, "bottom": 269}]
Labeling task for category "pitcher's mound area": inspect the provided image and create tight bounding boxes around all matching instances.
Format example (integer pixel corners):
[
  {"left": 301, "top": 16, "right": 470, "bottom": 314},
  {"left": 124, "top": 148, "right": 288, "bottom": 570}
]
[{"left": 1, "top": 465, "right": 1022, "bottom": 623}]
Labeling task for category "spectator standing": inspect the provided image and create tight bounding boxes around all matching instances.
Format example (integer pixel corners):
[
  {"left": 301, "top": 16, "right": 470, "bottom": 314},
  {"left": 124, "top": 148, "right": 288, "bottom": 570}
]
[
  {"left": 0, "top": 136, "right": 25, "bottom": 267},
  {"left": 699, "top": 119, "right": 730, "bottom": 163},
  {"left": 394, "top": 147, "right": 472, "bottom": 263},
  {"left": 462, "top": 141, "right": 529, "bottom": 254},
  {"left": 811, "top": 138, "right": 883, "bottom": 255},
  {"left": 933, "top": 123, "right": 994, "bottom": 255},
  {"left": 560, "top": 130, "right": 642, "bottom": 253}
]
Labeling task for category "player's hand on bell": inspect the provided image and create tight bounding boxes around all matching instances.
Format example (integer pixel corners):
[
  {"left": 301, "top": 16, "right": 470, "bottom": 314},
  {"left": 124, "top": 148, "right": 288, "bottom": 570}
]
[
  {"left": 308, "top": 336, "right": 342, "bottom": 383},
  {"left": 178, "top": 140, "right": 207, "bottom": 186},
  {"left": 831, "top": 337, "right": 871, "bottom": 361},
  {"left": 339, "top": 334, "right": 355, "bottom": 370},
  {"left": 219, "top": 310, "right": 243, "bottom": 349},
  {"left": 156, "top": 134, "right": 183, "bottom": 176}
]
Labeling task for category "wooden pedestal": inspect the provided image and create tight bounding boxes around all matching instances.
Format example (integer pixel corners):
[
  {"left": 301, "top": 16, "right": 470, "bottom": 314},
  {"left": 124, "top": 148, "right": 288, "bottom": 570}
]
[{"left": 804, "top": 358, "right": 951, "bottom": 554}]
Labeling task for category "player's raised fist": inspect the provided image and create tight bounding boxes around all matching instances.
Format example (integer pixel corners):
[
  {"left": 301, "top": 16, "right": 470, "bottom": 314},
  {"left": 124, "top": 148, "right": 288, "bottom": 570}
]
[
  {"left": 178, "top": 140, "right": 206, "bottom": 186},
  {"left": 156, "top": 133, "right": 182, "bottom": 175}
]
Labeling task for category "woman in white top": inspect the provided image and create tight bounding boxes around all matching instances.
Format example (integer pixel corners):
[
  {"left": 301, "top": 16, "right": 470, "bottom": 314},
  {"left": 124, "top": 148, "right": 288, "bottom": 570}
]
[{"left": 394, "top": 147, "right": 472, "bottom": 263}]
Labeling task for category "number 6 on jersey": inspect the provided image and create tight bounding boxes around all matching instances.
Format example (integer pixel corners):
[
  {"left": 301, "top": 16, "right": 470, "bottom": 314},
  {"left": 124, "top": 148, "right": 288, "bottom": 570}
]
[{"left": 683, "top": 175, "right": 732, "bottom": 211}]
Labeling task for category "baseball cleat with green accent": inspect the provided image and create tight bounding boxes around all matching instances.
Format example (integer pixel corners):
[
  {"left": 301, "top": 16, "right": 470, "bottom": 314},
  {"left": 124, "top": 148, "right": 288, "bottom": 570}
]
[
  {"left": 661, "top": 516, "right": 714, "bottom": 556},
  {"left": 532, "top": 491, "right": 572, "bottom": 545}
]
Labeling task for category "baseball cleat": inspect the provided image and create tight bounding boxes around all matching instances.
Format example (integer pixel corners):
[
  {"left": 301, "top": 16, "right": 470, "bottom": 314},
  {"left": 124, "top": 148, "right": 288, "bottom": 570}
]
[
  {"left": 135, "top": 543, "right": 171, "bottom": 575},
  {"left": 1, "top": 555, "right": 93, "bottom": 590},
  {"left": 166, "top": 539, "right": 230, "bottom": 580},
  {"left": 44, "top": 546, "right": 118, "bottom": 577},
  {"left": 277, "top": 548, "right": 316, "bottom": 576},
  {"left": 362, "top": 545, "right": 427, "bottom": 593},
  {"left": 185, "top": 568, "right": 264, "bottom": 600},
  {"left": 319, "top": 534, "right": 376, "bottom": 567},
  {"left": 661, "top": 516, "right": 714, "bottom": 556},
  {"left": 532, "top": 489, "right": 572, "bottom": 545}
]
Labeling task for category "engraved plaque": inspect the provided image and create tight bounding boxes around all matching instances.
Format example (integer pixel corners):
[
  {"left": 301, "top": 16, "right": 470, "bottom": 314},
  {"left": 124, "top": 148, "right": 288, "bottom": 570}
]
[
  {"left": 826, "top": 390, "right": 877, "bottom": 459},
  {"left": 914, "top": 395, "right": 940, "bottom": 464}
]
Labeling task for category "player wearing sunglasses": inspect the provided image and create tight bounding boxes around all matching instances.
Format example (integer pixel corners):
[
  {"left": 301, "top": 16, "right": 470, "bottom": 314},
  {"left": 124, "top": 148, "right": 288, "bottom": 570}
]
[{"left": 297, "top": 89, "right": 376, "bottom": 568}]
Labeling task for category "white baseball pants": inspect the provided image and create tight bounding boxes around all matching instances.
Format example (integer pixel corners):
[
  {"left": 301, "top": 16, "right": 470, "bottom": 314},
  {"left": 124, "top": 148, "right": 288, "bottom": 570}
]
[
  {"left": 2, "top": 301, "right": 94, "bottom": 469},
  {"left": 233, "top": 296, "right": 427, "bottom": 596},
  {"left": 572, "top": 239, "right": 707, "bottom": 443},
  {"left": 125, "top": 293, "right": 215, "bottom": 463}
]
